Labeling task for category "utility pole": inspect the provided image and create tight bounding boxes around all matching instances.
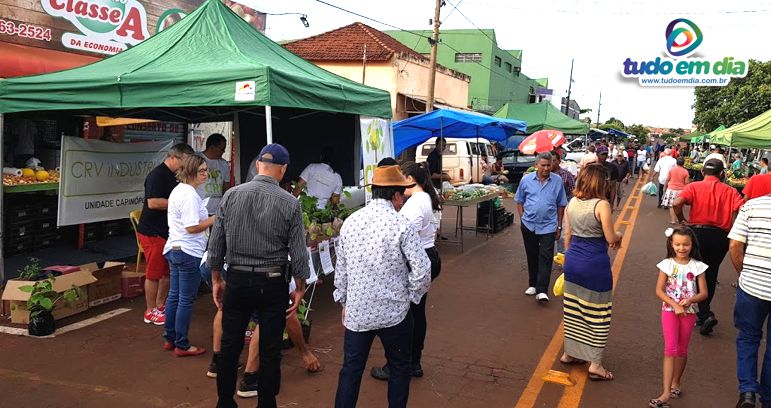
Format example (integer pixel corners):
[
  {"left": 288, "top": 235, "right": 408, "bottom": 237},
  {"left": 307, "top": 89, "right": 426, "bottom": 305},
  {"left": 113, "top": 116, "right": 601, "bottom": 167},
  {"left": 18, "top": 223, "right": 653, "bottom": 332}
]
[
  {"left": 426, "top": 0, "right": 442, "bottom": 112},
  {"left": 564, "top": 58, "right": 574, "bottom": 117},
  {"left": 596, "top": 91, "right": 602, "bottom": 126}
]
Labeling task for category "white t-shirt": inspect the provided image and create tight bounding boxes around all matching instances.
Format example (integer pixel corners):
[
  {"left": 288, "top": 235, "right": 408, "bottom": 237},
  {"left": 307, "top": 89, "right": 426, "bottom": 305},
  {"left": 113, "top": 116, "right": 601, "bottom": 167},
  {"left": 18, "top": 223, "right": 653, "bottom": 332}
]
[
  {"left": 399, "top": 191, "right": 436, "bottom": 249},
  {"left": 197, "top": 152, "right": 231, "bottom": 214},
  {"left": 654, "top": 155, "right": 677, "bottom": 184},
  {"left": 300, "top": 163, "right": 343, "bottom": 209},
  {"left": 704, "top": 152, "right": 728, "bottom": 168},
  {"left": 164, "top": 183, "right": 209, "bottom": 258},
  {"left": 656, "top": 258, "right": 708, "bottom": 314},
  {"left": 636, "top": 149, "right": 647, "bottom": 162}
]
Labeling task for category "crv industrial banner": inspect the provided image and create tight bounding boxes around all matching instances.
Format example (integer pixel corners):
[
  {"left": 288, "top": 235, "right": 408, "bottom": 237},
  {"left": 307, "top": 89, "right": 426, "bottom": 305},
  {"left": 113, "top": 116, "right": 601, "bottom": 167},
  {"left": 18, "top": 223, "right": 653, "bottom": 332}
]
[{"left": 58, "top": 136, "right": 173, "bottom": 226}]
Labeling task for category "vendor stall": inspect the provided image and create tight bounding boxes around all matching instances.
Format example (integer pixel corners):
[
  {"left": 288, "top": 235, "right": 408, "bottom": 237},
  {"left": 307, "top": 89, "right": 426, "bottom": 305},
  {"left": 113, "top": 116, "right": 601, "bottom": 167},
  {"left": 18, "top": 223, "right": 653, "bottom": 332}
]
[{"left": 0, "top": 0, "right": 392, "bottom": 281}]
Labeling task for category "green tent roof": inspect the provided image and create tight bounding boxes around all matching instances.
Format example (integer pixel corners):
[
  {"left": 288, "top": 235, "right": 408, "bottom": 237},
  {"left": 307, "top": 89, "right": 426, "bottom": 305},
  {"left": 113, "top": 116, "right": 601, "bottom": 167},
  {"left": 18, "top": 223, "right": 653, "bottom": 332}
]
[
  {"left": 493, "top": 102, "right": 589, "bottom": 135},
  {"left": 710, "top": 109, "right": 771, "bottom": 148},
  {"left": 690, "top": 125, "right": 726, "bottom": 144},
  {"left": 0, "top": 0, "right": 391, "bottom": 119}
]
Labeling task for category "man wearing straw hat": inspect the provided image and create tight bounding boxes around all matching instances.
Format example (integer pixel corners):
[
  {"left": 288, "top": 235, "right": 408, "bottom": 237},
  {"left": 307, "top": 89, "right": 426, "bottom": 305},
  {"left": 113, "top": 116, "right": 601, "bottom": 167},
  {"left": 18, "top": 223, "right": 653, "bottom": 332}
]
[{"left": 333, "top": 165, "right": 431, "bottom": 408}]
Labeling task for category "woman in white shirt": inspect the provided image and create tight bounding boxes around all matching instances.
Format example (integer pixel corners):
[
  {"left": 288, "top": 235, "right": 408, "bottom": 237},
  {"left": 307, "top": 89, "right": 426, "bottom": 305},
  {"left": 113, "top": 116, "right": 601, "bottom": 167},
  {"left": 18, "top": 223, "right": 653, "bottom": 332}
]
[
  {"left": 636, "top": 146, "right": 648, "bottom": 178},
  {"left": 163, "top": 155, "right": 215, "bottom": 357},
  {"left": 371, "top": 161, "right": 442, "bottom": 380}
]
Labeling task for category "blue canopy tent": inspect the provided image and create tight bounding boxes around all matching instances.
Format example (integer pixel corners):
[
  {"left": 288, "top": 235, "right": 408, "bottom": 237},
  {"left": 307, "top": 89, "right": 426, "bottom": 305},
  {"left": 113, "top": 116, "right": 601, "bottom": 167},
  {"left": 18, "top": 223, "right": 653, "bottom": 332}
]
[
  {"left": 393, "top": 109, "right": 527, "bottom": 156},
  {"left": 502, "top": 135, "right": 526, "bottom": 150},
  {"left": 607, "top": 128, "right": 631, "bottom": 139}
]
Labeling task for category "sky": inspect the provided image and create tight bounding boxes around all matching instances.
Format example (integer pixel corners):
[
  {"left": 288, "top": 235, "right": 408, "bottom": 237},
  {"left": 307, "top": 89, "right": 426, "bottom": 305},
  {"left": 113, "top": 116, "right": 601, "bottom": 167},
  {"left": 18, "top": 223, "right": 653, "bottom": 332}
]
[{"left": 241, "top": 0, "right": 771, "bottom": 129}]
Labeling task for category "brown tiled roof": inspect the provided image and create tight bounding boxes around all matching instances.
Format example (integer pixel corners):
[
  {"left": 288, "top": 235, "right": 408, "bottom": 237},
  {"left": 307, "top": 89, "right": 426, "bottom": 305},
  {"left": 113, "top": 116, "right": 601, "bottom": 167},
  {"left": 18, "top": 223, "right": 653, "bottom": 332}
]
[{"left": 284, "top": 22, "right": 427, "bottom": 62}]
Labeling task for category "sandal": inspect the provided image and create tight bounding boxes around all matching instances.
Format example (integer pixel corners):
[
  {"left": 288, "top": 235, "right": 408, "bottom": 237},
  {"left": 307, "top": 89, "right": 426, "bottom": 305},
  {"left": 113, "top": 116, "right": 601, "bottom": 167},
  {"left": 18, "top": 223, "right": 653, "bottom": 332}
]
[
  {"left": 670, "top": 387, "right": 681, "bottom": 399},
  {"left": 648, "top": 399, "right": 670, "bottom": 408},
  {"left": 559, "top": 357, "right": 587, "bottom": 365},
  {"left": 587, "top": 369, "right": 614, "bottom": 381}
]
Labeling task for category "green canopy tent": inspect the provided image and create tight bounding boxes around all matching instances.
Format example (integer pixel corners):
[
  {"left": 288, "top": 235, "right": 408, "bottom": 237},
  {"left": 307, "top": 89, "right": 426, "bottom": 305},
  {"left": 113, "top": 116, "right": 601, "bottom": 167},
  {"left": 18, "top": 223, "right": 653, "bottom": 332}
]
[
  {"left": 690, "top": 125, "right": 726, "bottom": 144},
  {"left": 0, "top": 0, "right": 392, "bottom": 281},
  {"left": 493, "top": 102, "right": 590, "bottom": 135},
  {"left": 710, "top": 109, "right": 771, "bottom": 148}
]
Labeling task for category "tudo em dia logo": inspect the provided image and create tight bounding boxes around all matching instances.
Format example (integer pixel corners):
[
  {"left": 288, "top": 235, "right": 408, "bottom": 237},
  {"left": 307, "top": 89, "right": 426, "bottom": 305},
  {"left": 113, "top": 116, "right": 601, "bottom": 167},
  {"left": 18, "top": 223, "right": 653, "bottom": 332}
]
[{"left": 621, "top": 18, "right": 748, "bottom": 87}]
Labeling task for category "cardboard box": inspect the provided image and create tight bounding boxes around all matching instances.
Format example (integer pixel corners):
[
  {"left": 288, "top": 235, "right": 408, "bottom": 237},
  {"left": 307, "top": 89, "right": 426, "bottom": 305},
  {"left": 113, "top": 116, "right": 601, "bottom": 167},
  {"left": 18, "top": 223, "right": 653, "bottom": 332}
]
[
  {"left": 1, "top": 270, "right": 97, "bottom": 324},
  {"left": 121, "top": 271, "right": 145, "bottom": 299},
  {"left": 81, "top": 262, "right": 126, "bottom": 307}
]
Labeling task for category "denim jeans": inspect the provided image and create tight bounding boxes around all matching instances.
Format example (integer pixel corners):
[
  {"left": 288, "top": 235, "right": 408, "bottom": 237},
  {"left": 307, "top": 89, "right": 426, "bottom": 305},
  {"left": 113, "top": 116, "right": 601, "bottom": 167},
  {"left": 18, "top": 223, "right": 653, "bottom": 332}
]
[
  {"left": 216, "top": 270, "right": 289, "bottom": 408},
  {"left": 735, "top": 287, "right": 771, "bottom": 403},
  {"left": 335, "top": 313, "right": 414, "bottom": 408},
  {"left": 163, "top": 249, "right": 202, "bottom": 350}
]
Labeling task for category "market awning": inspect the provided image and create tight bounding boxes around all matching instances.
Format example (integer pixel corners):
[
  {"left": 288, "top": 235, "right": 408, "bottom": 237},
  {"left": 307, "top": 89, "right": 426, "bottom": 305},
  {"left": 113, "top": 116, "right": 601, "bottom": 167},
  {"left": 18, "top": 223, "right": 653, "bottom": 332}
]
[
  {"left": 393, "top": 109, "right": 527, "bottom": 155},
  {"left": 690, "top": 125, "right": 725, "bottom": 144},
  {"left": 493, "top": 102, "right": 589, "bottom": 135},
  {"left": 0, "top": 42, "right": 100, "bottom": 78},
  {"left": 607, "top": 128, "right": 631, "bottom": 138},
  {"left": 711, "top": 110, "right": 771, "bottom": 148},
  {"left": 0, "top": 0, "right": 391, "bottom": 119}
]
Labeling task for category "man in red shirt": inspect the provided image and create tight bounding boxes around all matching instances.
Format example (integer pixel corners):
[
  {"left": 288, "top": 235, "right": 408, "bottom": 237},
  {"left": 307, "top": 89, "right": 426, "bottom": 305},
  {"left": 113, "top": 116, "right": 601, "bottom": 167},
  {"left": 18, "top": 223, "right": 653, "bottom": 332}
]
[
  {"left": 742, "top": 172, "right": 771, "bottom": 201},
  {"left": 673, "top": 159, "right": 744, "bottom": 335}
]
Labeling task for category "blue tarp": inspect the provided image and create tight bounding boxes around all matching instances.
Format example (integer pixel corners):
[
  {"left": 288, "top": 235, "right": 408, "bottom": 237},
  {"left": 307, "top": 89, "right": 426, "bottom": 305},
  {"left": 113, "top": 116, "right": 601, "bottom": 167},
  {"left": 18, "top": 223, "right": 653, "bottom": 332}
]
[
  {"left": 393, "top": 109, "right": 527, "bottom": 155},
  {"left": 502, "top": 135, "right": 526, "bottom": 150},
  {"left": 607, "top": 128, "right": 631, "bottom": 138}
]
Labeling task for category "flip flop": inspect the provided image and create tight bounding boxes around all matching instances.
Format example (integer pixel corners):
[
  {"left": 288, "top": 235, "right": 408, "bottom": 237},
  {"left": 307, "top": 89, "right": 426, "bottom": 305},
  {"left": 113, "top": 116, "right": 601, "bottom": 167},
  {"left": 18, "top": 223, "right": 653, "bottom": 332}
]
[
  {"left": 587, "top": 369, "right": 614, "bottom": 381},
  {"left": 670, "top": 387, "right": 681, "bottom": 399},
  {"left": 559, "top": 357, "right": 587, "bottom": 365},
  {"left": 648, "top": 399, "right": 670, "bottom": 408}
]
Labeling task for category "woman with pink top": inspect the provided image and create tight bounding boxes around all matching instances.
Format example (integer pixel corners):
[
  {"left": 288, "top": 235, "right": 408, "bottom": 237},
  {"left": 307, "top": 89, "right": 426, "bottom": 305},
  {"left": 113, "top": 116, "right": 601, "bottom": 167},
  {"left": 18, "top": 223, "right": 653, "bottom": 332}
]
[{"left": 662, "top": 157, "right": 689, "bottom": 224}]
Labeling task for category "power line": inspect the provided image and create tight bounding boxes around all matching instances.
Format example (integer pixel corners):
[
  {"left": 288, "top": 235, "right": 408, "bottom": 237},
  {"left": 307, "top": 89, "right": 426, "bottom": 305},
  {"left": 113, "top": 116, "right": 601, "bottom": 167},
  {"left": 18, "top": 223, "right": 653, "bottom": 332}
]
[
  {"left": 313, "top": 0, "right": 431, "bottom": 40},
  {"left": 444, "top": 0, "right": 496, "bottom": 45}
]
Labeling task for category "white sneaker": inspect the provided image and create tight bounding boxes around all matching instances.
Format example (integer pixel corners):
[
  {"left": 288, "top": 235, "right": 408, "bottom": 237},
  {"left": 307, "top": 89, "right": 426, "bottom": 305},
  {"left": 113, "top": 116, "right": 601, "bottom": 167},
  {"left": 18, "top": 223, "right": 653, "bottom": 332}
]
[
  {"left": 524, "top": 287, "right": 536, "bottom": 296},
  {"left": 536, "top": 293, "right": 549, "bottom": 302}
]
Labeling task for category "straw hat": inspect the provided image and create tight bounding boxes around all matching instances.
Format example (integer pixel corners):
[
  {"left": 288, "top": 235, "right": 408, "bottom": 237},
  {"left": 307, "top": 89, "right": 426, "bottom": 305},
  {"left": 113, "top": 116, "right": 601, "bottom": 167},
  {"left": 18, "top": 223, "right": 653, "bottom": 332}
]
[{"left": 369, "top": 165, "right": 415, "bottom": 187}]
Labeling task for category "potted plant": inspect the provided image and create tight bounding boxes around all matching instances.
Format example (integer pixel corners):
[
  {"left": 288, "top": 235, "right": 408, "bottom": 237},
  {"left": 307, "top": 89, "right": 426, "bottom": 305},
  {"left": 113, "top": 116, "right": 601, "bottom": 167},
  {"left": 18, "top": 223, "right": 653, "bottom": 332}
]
[
  {"left": 17, "top": 257, "right": 53, "bottom": 281},
  {"left": 282, "top": 299, "right": 312, "bottom": 349},
  {"left": 19, "top": 278, "right": 84, "bottom": 336}
]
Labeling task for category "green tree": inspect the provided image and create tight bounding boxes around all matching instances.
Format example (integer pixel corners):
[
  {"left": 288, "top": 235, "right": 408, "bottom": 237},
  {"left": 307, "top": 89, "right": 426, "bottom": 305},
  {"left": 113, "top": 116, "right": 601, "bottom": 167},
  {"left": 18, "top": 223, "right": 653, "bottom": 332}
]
[
  {"left": 693, "top": 59, "right": 771, "bottom": 131},
  {"left": 626, "top": 124, "right": 649, "bottom": 138},
  {"left": 598, "top": 117, "right": 626, "bottom": 132},
  {"left": 671, "top": 128, "right": 685, "bottom": 135}
]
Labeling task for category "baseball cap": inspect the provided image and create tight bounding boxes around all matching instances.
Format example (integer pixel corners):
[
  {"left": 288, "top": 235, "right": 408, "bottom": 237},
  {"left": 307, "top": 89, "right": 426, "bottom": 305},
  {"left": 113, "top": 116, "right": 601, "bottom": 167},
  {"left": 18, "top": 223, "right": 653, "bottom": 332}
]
[
  {"left": 257, "top": 144, "right": 290, "bottom": 165},
  {"left": 597, "top": 145, "right": 609, "bottom": 154},
  {"left": 703, "top": 158, "right": 724, "bottom": 172}
]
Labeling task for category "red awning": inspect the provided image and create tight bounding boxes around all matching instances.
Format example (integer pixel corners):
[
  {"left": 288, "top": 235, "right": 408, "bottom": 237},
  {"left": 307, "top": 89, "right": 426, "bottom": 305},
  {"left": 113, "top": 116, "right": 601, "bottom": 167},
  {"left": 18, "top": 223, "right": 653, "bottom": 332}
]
[{"left": 0, "top": 42, "right": 101, "bottom": 78}]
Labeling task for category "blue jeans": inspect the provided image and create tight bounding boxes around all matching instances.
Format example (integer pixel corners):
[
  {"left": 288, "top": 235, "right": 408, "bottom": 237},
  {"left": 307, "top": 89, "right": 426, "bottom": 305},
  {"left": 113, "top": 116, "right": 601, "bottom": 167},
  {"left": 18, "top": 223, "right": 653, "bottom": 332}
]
[
  {"left": 164, "top": 250, "right": 202, "bottom": 350},
  {"left": 335, "top": 312, "right": 413, "bottom": 408},
  {"left": 735, "top": 287, "right": 771, "bottom": 402}
]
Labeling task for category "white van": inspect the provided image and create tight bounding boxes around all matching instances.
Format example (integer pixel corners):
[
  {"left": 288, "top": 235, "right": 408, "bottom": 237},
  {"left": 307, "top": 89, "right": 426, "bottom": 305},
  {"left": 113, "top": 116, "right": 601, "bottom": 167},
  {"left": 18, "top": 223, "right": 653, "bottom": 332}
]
[{"left": 416, "top": 137, "right": 494, "bottom": 185}]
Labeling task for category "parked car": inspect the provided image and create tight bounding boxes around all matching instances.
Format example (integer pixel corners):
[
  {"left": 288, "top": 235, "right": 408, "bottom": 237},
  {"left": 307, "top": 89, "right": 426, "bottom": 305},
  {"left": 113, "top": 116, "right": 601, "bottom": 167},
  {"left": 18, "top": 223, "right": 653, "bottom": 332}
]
[
  {"left": 500, "top": 149, "right": 536, "bottom": 182},
  {"left": 562, "top": 138, "right": 587, "bottom": 163},
  {"left": 416, "top": 137, "right": 494, "bottom": 185}
]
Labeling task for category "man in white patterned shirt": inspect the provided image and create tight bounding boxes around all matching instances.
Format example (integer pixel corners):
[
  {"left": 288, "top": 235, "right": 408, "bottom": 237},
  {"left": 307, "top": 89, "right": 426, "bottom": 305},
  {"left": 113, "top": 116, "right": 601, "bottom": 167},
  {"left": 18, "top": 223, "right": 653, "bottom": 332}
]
[
  {"left": 333, "top": 165, "right": 431, "bottom": 408},
  {"left": 728, "top": 194, "right": 771, "bottom": 408}
]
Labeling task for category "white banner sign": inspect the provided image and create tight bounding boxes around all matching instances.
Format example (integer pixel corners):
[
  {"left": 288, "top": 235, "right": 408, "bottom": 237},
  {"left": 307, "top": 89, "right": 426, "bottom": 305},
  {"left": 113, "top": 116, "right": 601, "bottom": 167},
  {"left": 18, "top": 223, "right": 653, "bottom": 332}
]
[
  {"left": 57, "top": 137, "right": 174, "bottom": 226},
  {"left": 359, "top": 117, "right": 393, "bottom": 202}
]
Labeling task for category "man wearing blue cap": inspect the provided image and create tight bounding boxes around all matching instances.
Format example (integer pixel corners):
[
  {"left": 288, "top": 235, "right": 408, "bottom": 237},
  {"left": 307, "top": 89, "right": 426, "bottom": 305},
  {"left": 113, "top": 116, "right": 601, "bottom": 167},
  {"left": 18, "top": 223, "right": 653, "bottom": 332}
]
[{"left": 209, "top": 144, "right": 310, "bottom": 408}]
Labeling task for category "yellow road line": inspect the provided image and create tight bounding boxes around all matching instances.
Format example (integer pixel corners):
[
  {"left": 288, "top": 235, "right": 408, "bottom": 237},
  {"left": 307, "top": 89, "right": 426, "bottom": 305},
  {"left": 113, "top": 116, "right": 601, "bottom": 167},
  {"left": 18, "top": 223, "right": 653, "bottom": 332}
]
[{"left": 514, "top": 174, "right": 648, "bottom": 408}]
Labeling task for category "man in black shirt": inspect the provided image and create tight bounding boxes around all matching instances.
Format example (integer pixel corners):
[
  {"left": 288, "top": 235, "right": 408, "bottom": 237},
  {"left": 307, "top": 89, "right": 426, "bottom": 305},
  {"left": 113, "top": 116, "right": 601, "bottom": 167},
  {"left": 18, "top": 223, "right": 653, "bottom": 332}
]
[
  {"left": 426, "top": 137, "right": 450, "bottom": 189},
  {"left": 136, "top": 143, "right": 195, "bottom": 325},
  {"left": 596, "top": 146, "right": 619, "bottom": 203},
  {"left": 611, "top": 152, "right": 630, "bottom": 211}
]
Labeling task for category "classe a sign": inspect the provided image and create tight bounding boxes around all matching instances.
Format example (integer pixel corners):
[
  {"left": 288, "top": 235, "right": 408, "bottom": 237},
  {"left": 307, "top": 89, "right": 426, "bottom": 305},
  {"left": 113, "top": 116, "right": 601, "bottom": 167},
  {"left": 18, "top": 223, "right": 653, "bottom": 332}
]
[{"left": 42, "top": 0, "right": 150, "bottom": 55}]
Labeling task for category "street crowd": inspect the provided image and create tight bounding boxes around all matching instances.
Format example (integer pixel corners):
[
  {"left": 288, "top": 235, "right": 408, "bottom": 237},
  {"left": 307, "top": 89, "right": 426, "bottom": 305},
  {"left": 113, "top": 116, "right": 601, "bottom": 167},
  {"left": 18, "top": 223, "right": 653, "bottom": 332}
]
[
  {"left": 135, "top": 134, "right": 446, "bottom": 408},
  {"left": 132, "top": 132, "right": 771, "bottom": 408},
  {"left": 514, "top": 138, "right": 771, "bottom": 408}
]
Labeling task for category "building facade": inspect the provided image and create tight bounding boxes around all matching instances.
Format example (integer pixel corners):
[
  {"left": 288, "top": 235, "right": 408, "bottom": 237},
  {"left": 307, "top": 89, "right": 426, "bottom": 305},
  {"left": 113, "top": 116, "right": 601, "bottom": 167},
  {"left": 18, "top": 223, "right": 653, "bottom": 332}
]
[
  {"left": 284, "top": 22, "right": 470, "bottom": 121},
  {"left": 386, "top": 29, "right": 547, "bottom": 114}
]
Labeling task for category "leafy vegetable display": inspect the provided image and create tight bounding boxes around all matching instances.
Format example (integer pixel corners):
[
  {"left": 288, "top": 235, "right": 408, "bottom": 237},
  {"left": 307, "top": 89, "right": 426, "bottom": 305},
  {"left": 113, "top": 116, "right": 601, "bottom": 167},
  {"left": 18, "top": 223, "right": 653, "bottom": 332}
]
[{"left": 299, "top": 190, "right": 355, "bottom": 242}]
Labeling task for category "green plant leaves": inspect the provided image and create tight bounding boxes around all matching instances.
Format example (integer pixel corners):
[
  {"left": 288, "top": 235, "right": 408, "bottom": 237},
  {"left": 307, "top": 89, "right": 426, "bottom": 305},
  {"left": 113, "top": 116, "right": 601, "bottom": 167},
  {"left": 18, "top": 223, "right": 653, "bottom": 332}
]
[
  {"left": 38, "top": 297, "right": 53, "bottom": 310},
  {"left": 18, "top": 285, "right": 34, "bottom": 293}
]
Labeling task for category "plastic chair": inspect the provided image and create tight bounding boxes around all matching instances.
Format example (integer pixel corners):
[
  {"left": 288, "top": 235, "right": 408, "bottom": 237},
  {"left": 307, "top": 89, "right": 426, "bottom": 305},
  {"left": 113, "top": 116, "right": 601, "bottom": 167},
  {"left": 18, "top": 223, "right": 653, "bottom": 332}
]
[{"left": 129, "top": 209, "right": 144, "bottom": 274}]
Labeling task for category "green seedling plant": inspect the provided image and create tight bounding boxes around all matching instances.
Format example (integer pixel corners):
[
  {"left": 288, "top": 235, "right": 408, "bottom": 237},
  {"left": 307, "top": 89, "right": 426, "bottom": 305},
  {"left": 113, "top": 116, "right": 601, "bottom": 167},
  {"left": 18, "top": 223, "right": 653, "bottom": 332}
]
[
  {"left": 18, "top": 257, "right": 43, "bottom": 281},
  {"left": 18, "top": 278, "right": 84, "bottom": 318}
]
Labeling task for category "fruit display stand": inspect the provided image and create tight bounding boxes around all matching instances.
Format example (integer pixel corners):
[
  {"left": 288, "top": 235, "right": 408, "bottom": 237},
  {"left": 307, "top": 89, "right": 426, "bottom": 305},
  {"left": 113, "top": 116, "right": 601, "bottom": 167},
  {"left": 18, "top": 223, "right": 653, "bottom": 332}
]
[{"left": 3, "top": 182, "right": 58, "bottom": 193}]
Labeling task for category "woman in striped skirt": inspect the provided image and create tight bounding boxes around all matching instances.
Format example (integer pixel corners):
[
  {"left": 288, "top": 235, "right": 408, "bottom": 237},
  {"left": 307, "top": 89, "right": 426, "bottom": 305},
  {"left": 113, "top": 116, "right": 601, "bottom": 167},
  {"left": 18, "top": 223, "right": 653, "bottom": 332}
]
[{"left": 561, "top": 164, "right": 623, "bottom": 381}]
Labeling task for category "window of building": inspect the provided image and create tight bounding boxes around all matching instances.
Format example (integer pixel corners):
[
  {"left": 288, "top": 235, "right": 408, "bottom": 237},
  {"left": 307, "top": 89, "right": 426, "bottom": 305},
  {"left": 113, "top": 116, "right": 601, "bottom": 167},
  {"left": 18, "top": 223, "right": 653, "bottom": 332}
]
[
  {"left": 505, "top": 62, "right": 512, "bottom": 72},
  {"left": 454, "top": 53, "right": 482, "bottom": 63},
  {"left": 494, "top": 56, "right": 502, "bottom": 67}
]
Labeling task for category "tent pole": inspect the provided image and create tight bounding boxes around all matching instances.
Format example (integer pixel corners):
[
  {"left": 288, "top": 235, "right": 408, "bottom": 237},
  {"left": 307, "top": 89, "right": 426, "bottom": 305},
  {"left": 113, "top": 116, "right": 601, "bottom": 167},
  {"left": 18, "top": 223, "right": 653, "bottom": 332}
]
[
  {"left": 476, "top": 128, "right": 480, "bottom": 183},
  {"left": 265, "top": 105, "right": 273, "bottom": 144},
  {"left": 0, "top": 113, "right": 5, "bottom": 283},
  {"left": 440, "top": 116, "right": 444, "bottom": 194}
]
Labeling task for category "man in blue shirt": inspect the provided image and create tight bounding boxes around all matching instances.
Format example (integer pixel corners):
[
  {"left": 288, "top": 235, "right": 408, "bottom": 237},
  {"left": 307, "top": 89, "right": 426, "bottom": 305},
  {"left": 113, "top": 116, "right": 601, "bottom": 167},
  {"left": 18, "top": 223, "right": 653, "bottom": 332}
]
[{"left": 515, "top": 151, "right": 568, "bottom": 303}]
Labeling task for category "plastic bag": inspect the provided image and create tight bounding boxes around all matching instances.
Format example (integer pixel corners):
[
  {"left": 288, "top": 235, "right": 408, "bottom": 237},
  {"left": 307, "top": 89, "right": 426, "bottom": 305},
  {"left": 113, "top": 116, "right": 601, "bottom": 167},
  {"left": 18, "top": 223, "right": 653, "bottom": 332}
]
[
  {"left": 553, "top": 273, "right": 565, "bottom": 297},
  {"left": 28, "top": 310, "right": 55, "bottom": 337},
  {"left": 643, "top": 162, "right": 650, "bottom": 171},
  {"left": 641, "top": 182, "right": 658, "bottom": 196}
]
